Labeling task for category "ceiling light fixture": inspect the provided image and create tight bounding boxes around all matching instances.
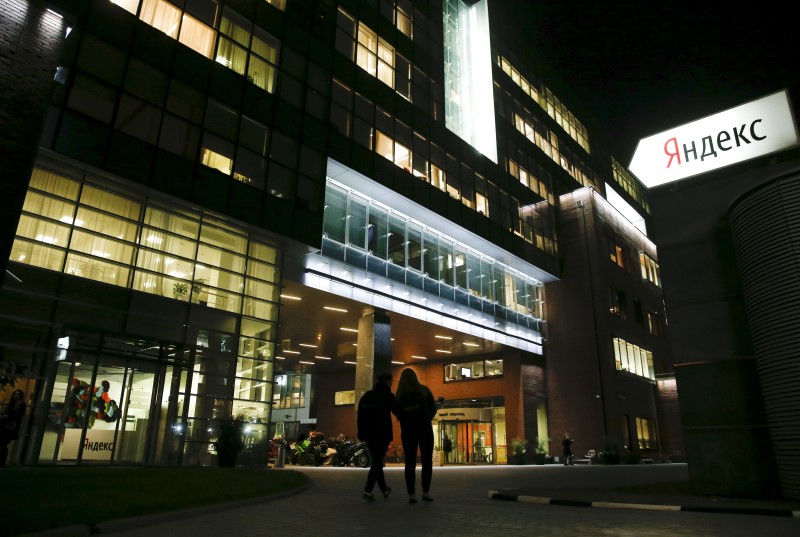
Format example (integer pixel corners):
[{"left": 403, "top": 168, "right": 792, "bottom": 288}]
[
  {"left": 340, "top": 327, "right": 358, "bottom": 332},
  {"left": 411, "top": 355, "right": 427, "bottom": 360},
  {"left": 463, "top": 342, "right": 480, "bottom": 347},
  {"left": 299, "top": 343, "right": 318, "bottom": 348},
  {"left": 323, "top": 306, "right": 348, "bottom": 313},
  {"left": 391, "top": 360, "right": 404, "bottom": 365},
  {"left": 281, "top": 294, "right": 302, "bottom": 301},
  {"left": 299, "top": 361, "right": 314, "bottom": 365},
  {"left": 344, "top": 360, "right": 357, "bottom": 365},
  {"left": 314, "top": 356, "right": 331, "bottom": 360},
  {"left": 283, "top": 350, "right": 300, "bottom": 354},
  {"left": 435, "top": 335, "right": 453, "bottom": 340},
  {"left": 435, "top": 349, "right": 452, "bottom": 354}
]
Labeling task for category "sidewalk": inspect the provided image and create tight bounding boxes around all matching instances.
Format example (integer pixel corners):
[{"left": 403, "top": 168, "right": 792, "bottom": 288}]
[{"left": 17, "top": 464, "right": 800, "bottom": 536}]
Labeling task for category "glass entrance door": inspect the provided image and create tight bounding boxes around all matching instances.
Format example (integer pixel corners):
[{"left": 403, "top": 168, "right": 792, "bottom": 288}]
[
  {"left": 437, "top": 419, "right": 493, "bottom": 464},
  {"left": 45, "top": 358, "right": 157, "bottom": 465}
]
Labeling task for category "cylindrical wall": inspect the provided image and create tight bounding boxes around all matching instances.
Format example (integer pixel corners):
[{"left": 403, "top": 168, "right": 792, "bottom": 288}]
[{"left": 729, "top": 172, "right": 800, "bottom": 499}]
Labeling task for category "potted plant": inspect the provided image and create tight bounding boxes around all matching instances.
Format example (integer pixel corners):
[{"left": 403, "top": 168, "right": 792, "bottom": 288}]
[
  {"left": 508, "top": 437, "right": 527, "bottom": 465},
  {"left": 212, "top": 414, "right": 246, "bottom": 467},
  {"left": 191, "top": 278, "right": 208, "bottom": 305},
  {"left": 534, "top": 437, "right": 549, "bottom": 464},
  {"left": 173, "top": 281, "right": 188, "bottom": 300}
]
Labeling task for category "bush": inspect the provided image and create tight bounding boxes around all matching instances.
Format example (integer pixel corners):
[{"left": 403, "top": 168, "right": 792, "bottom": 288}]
[
  {"left": 597, "top": 444, "right": 620, "bottom": 465},
  {"left": 212, "top": 414, "right": 246, "bottom": 467}
]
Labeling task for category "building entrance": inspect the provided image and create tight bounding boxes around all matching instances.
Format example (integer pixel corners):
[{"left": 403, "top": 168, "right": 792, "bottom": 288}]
[
  {"left": 37, "top": 335, "right": 194, "bottom": 467},
  {"left": 434, "top": 399, "right": 504, "bottom": 464}
]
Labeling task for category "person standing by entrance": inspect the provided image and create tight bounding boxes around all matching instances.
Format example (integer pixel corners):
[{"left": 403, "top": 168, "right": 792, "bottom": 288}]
[
  {"left": 562, "top": 433, "right": 575, "bottom": 466},
  {"left": 393, "top": 368, "right": 438, "bottom": 503},
  {"left": 0, "top": 390, "right": 27, "bottom": 468},
  {"left": 443, "top": 433, "right": 452, "bottom": 463},
  {"left": 357, "top": 372, "right": 395, "bottom": 502}
]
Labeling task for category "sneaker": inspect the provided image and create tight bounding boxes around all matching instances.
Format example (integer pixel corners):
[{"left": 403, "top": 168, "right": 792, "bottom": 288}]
[
  {"left": 382, "top": 486, "right": 392, "bottom": 499},
  {"left": 422, "top": 494, "right": 434, "bottom": 502},
  {"left": 362, "top": 492, "right": 375, "bottom": 503},
  {"left": 409, "top": 495, "right": 418, "bottom": 504}
]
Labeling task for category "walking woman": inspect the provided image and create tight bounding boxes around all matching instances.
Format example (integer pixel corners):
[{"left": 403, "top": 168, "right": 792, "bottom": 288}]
[{"left": 393, "top": 368, "right": 438, "bottom": 503}]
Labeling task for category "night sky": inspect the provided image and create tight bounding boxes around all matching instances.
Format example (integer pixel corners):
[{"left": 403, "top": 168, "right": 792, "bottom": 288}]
[{"left": 496, "top": 1, "right": 800, "bottom": 166}]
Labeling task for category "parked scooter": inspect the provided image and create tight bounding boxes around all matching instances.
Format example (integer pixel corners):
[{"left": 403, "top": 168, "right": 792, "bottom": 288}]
[
  {"left": 289, "top": 431, "right": 329, "bottom": 466},
  {"left": 329, "top": 437, "right": 371, "bottom": 468}
]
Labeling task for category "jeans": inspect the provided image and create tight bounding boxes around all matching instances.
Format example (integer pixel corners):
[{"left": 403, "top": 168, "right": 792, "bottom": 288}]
[{"left": 400, "top": 426, "right": 434, "bottom": 495}]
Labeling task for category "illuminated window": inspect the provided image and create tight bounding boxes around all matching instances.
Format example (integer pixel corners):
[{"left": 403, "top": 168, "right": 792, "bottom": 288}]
[
  {"left": 335, "top": 390, "right": 355, "bottom": 406},
  {"left": 139, "top": 0, "right": 181, "bottom": 38},
  {"left": 338, "top": 8, "right": 411, "bottom": 100},
  {"left": 609, "top": 239, "right": 627, "bottom": 270},
  {"left": 179, "top": 13, "right": 215, "bottom": 58},
  {"left": 15, "top": 166, "right": 280, "bottom": 319},
  {"left": 609, "top": 288, "right": 626, "bottom": 319},
  {"left": 613, "top": 337, "right": 654, "bottom": 380},
  {"left": 646, "top": 308, "right": 663, "bottom": 336},
  {"left": 476, "top": 192, "right": 488, "bottom": 216},
  {"left": 635, "top": 417, "right": 656, "bottom": 449},
  {"left": 639, "top": 253, "right": 661, "bottom": 287},
  {"left": 444, "top": 359, "right": 502, "bottom": 382},
  {"left": 110, "top": 0, "right": 139, "bottom": 15},
  {"left": 443, "top": 0, "right": 497, "bottom": 162}
]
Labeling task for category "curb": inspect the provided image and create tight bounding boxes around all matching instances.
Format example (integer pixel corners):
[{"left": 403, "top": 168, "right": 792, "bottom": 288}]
[{"left": 487, "top": 491, "right": 800, "bottom": 518}]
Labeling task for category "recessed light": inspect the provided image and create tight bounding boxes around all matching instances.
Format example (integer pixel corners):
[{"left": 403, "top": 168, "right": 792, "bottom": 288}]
[
  {"left": 323, "top": 306, "right": 348, "bottom": 312},
  {"left": 299, "top": 361, "right": 314, "bottom": 365},
  {"left": 435, "top": 335, "right": 453, "bottom": 340},
  {"left": 391, "top": 360, "right": 404, "bottom": 364},
  {"left": 275, "top": 356, "right": 285, "bottom": 360},
  {"left": 435, "top": 349, "right": 452, "bottom": 354},
  {"left": 411, "top": 355, "right": 427, "bottom": 360},
  {"left": 281, "top": 294, "right": 302, "bottom": 301},
  {"left": 299, "top": 343, "right": 318, "bottom": 348},
  {"left": 344, "top": 360, "right": 357, "bottom": 365},
  {"left": 463, "top": 342, "right": 480, "bottom": 347},
  {"left": 314, "top": 356, "right": 331, "bottom": 360},
  {"left": 340, "top": 327, "right": 358, "bottom": 332},
  {"left": 283, "top": 350, "right": 300, "bottom": 354}
]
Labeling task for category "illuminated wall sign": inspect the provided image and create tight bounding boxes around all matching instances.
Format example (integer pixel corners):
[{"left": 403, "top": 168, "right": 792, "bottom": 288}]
[{"left": 629, "top": 90, "right": 799, "bottom": 188}]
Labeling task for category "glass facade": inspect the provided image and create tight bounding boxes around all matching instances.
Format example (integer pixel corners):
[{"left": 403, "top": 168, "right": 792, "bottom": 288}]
[
  {"left": 321, "top": 180, "right": 545, "bottom": 329},
  {"left": 11, "top": 165, "right": 282, "bottom": 465}
]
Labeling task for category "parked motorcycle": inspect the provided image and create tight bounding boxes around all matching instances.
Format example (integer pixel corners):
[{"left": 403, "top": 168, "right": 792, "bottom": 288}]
[
  {"left": 289, "top": 432, "right": 329, "bottom": 466},
  {"left": 329, "top": 438, "right": 371, "bottom": 468}
]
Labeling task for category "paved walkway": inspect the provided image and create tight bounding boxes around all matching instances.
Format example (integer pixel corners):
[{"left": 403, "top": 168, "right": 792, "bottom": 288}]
[{"left": 21, "top": 463, "right": 800, "bottom": 537}]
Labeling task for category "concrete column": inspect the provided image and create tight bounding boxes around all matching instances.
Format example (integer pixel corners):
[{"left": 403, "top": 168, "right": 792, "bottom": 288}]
[{"left": 354, "top": 308, "right": 392, "bottom": 404}]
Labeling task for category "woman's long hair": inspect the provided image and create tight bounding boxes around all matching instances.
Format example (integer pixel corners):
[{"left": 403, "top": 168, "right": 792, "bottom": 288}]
[{"left": 395, "top": 368, "right": 422, "bottom": 399}]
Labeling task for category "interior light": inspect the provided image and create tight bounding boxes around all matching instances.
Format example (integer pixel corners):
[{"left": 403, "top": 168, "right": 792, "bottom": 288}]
[
  {"left": 435, "top": 350, "right": 452, "bottom": 354},
  {"left": 323, "top": 306, "right": 348, "bottom": 313},
  {"left": 299, "top": 361, "right": 314, "bottom": 365},
  {"left": 314, "top": 356, "right": 331, "bottom": 360},
  {"left": 411, "top": 355, "right": 427, "bottom": 360},
  {"left": 391, "top": 360, "right": 404, "bottom": 365},
  {"left": 340, "top": 327, "right": 358, "bottom": 332},
  {"left": 435, "top": 335, "right": 453, "bottom": 340},
  {"left": 299, "top": 343, "right": 318, "bottom": 348}
]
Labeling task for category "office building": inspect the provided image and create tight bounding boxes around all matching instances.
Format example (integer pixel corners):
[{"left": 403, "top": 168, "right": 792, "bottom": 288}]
[{"left": 0, "top": 0, "right": 678, "bottom": 469}]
